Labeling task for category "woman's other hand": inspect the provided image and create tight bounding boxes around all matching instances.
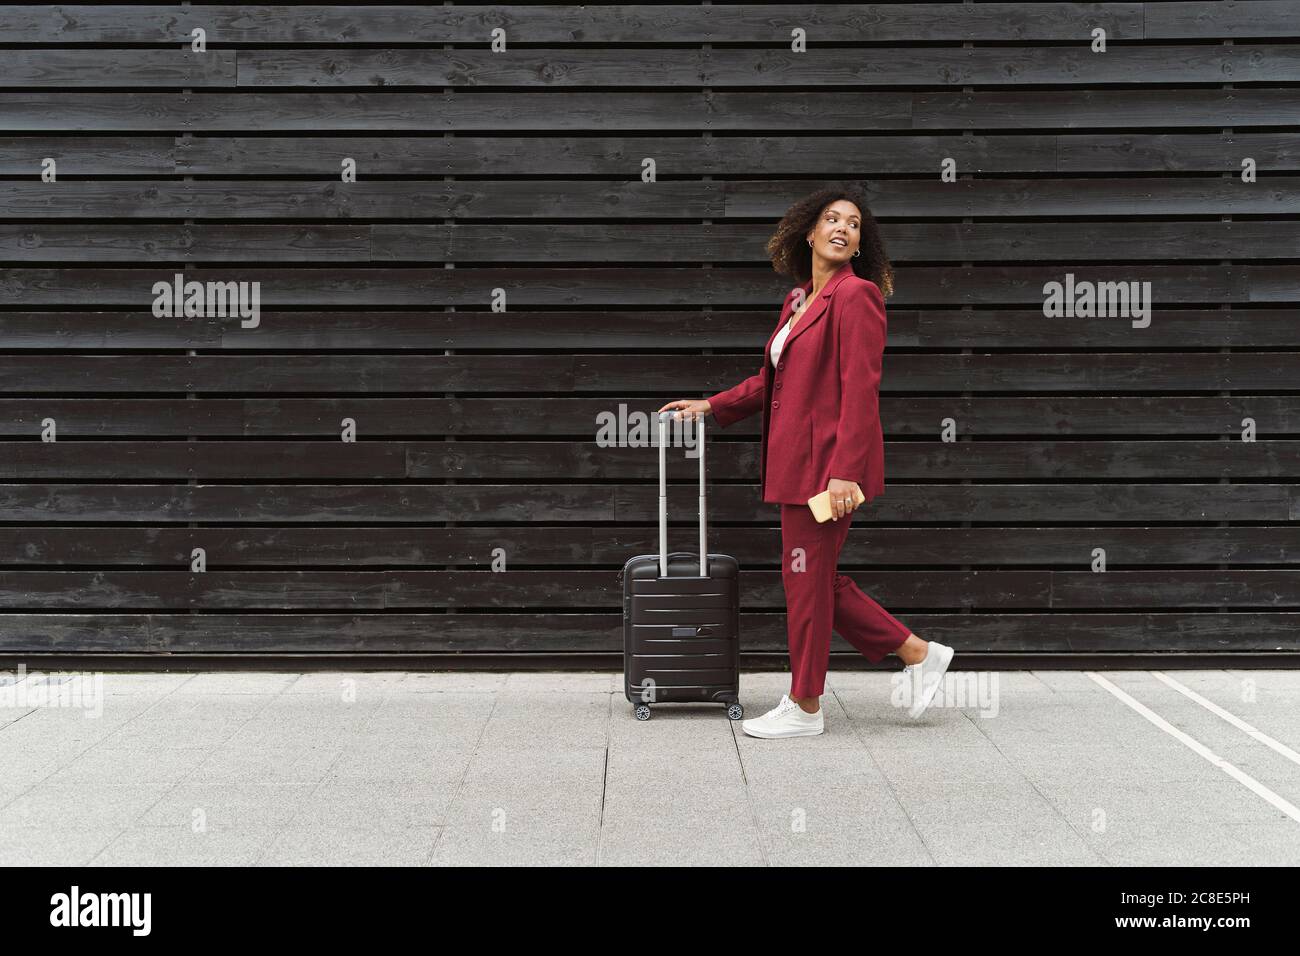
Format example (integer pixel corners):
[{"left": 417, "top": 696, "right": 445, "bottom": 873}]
[
  {"left": 827, "top": 477, "right": 862, "bottom": 520},
  {"left": 657, "top": 399, "right": 711, "bottom": 422}
]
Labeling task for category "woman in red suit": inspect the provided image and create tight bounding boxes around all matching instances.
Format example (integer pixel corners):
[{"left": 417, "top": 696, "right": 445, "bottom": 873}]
[{"left": 660, "top": 186, "right": 954, "bottom": 738}]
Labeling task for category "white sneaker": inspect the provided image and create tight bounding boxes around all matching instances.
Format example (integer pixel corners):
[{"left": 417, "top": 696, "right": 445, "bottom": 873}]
[
  {"left": 903, "top": 641, "right": 954, "bottom": 719},
  {"left": 741, "top": 694, "right": 824, "bottom": 738}
]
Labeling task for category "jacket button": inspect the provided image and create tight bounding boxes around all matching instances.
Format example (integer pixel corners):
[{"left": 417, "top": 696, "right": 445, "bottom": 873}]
[
  {"left": 777, "top": 363, "right": 784, "bottom": 370},
  {"left": 775, "top": 382, "right": 781, "bottom": 389},
  {"left": 772, "top": 400, "right": 779, "bottom": 409}
]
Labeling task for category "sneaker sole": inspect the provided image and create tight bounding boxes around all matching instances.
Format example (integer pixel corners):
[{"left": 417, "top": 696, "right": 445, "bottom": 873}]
[
  {"left": 908, "top": 644, "right": 954, "bottom": 719},
  {"left": 742, "top": 722, "right": 824, "bottom": 739}
]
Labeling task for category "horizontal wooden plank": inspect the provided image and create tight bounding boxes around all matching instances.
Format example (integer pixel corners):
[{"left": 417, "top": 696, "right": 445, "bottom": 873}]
[
  {"left": 608, "top": 350, "right": 1300, "bottom": 393},
  {"left": 0, "top": 137, "right": 176, "bottom": 175},
  {"left": 300, "top": 437, "right": 1300, "bottom": 483},
  {"left": 1145, "top": 1, "right": 1300, "bottom": 39},
  {"left": 1058, "top": 133, "right": 1300, "bottom": 171},
  {"left": 0, "top": 483, "right": 1290, "bottom": 522},
  {"left": 0, "top": 440, "right": 1295, "bottom": 481},
  {"left": 4, "top": 350, "right": 1295, "bottom": 392},
  {"left": 3, "top": 222, "right": 1297, "bottom": 263},
  {"left": 0, "top": 50, "right": 236, "bottom": 88},
  {"left": 0, "top": 4, "right": 1147, "bottom": 44},
  {"left": 4, "top": 89, "right": 1298, "bottom": 131},
  {"left": 10, "top": 351, "right": 1300, "bottom": 392},
  {"left": 176, "top": 133, "right": 1063, "bottom": 175},
  {"left": 0, "top": 181, "right": 730, "bottom": 219},
  {"left": 0, "top": 569, "right": 1033, "bottom": 609},
  {"left": 1, "top": 570, "right": 1295, "bottom": 609},
  {"left": 1, "top": 265, "right": 1294, "bottom": 306},
  {"left": 0, "top": 225, "right": 372, "bottom": 262},
  {"left": 229, "top": 45, "right": 1300, "bottom": 87},
  {"left": 2, "top": 526, "right": 1296, "bottom": 567},
  {"left": 772, "top": 173, "right": 1300, "bottom": 220},
  {"left": 175, "top": 132, "right": 1300, "bottom": 175},
  {"left": 909, "top": 89, "right": 1300, "bottom": 128},
  {"left": 0, "top": 91, "right": 905, "bottom": 131},
  {"left": 2, "top": 132, "right": 1289, "bottom": 177},
  {"left": 0, "top": 396, "right": 1293, "bottom": 437},
  {"left": 1, "top": 178, "right": 1295, "bottom": 219},
  {"left": 4, "top": 306, "right": 1297, "bottom": 348},
  {"left": 5, "top": 612, "right": 1297, "bottom": 655}
]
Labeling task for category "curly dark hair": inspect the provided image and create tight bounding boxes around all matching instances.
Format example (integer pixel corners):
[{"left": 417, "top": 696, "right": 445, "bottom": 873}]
[{"left": 764, "top": 183, "right": 894, "bottom": 297}]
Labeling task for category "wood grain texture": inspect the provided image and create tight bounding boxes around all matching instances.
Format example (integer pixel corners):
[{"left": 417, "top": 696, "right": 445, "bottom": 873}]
[
  {"left": 0, "top": 4, "right": 1150, "bottom": 44},
  {"left": 1, "top": 2, "right": 1296, "bottom": 661},
  {"left": 1, "top": 265, "right": 1296, "bottom": 305},
  {"left": 2, "top": 178, "right": 1296, "bottom": 219},
  {"left": 4, "top": 221, "right": 1298, "bottom": 261},
  {"left": 4, "top": 89, "right": 1299, "bottom": 131}
]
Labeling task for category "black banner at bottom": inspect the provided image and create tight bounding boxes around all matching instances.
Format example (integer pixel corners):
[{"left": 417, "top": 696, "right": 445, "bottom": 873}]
[{"left": 0, "top": 865, "right": 1286, "bottom": 941}]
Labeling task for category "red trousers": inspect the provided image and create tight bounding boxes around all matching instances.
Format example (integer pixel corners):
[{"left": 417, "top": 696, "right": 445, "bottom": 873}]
[{"left": 780, "top": 501, "right": 912, "bottom": 698}]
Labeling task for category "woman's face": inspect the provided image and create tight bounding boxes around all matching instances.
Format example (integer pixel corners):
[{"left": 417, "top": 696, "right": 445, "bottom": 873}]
[{"left": 805, "top": 200, "right": 862, "bottom": 265}]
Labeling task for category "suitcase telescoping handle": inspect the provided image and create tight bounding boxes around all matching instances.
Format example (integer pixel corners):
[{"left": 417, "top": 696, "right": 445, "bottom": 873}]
[{"left": 658, "top": 410, "right": 708, "bottom": 578}]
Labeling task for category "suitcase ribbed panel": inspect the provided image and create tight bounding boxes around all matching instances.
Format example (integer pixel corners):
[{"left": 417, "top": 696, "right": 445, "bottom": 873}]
[{"left": 621, "top": 552, "right": 741, "bottom": 704}]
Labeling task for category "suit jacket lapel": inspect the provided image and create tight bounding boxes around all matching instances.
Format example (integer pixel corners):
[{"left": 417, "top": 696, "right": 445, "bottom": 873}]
[
  {"left": 779, "top": 260, "right": 856, "bottom": 354},
  {"left": 763, "top": 289, "right": 796, "bottom": 359}
]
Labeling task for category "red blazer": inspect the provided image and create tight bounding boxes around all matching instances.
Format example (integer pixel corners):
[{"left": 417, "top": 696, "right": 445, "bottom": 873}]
[{"left": 706, "top": 260, "right": 888, "bottom": 506}]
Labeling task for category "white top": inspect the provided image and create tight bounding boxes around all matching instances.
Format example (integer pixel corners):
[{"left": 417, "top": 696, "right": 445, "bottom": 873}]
[{"left": 770, "top": 319, "right": 793, "bottom": 367}]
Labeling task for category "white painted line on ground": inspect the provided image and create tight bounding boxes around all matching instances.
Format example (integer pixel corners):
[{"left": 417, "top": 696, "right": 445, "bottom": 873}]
[
  {"left": 1150, "top": 671, "right": 1300, "bottom": 770},
  {"left": 1085, "top": 671, "right": 1300, "bottom": 826}
]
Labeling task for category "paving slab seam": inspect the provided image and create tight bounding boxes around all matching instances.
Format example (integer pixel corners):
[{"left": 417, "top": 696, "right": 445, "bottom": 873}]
[
  {"left": 825, "top": 682, "right": 939, "bottom": 866},
  {"left": 7, "top": 671, "right": 205, "bottom": 854},
  {"left": 727, "top": 715, "right": 771, "bottom": 866},
  {"left": 247, "top": 675, "right": 366, "bottom": 866},
  {"left": 425, "top": 688, "right": 500, "bottom": 865},
  {"left": 94, "top": 673, "right": 297, "bottom": 867},
  {"left": 962, "top": 703, "right": 1114, "bottom": 865}
]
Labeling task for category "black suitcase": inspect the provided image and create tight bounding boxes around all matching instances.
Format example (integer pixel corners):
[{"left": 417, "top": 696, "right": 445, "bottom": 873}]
[{"left": 619, "top": 411, "right": 743, "bottom": 721}]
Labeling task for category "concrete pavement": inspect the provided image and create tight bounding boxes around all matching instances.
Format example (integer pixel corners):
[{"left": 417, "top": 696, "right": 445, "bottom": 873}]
[{"left": 3, "top": 668, "right": 1300, "bottom": 866}]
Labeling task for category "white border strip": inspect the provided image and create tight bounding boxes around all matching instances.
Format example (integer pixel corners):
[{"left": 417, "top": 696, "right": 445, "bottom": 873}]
[{"left": 1086, "top": 672, "right": 1300, "bottom": 825}]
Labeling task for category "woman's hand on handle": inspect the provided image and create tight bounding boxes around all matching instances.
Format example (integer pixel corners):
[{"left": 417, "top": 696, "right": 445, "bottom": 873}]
[
  {"left": 827, "top": 477, "right": 863, "bottom": 521},
  {"left": 657, "top": 399, "right": 712, "bottom": 422}
]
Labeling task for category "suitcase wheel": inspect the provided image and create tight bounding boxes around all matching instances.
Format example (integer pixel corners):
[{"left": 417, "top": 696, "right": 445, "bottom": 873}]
[
  {"left": 634, "top": 704, "right": 652, "bottom": 721},
  {"left": 727, "top": 703, "right": 744, "bottom": 721}
]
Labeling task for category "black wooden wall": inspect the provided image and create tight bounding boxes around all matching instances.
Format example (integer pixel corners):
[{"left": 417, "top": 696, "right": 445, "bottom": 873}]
[{"left": 1, "top": 3, "right": 1298, "bottom": 666}]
